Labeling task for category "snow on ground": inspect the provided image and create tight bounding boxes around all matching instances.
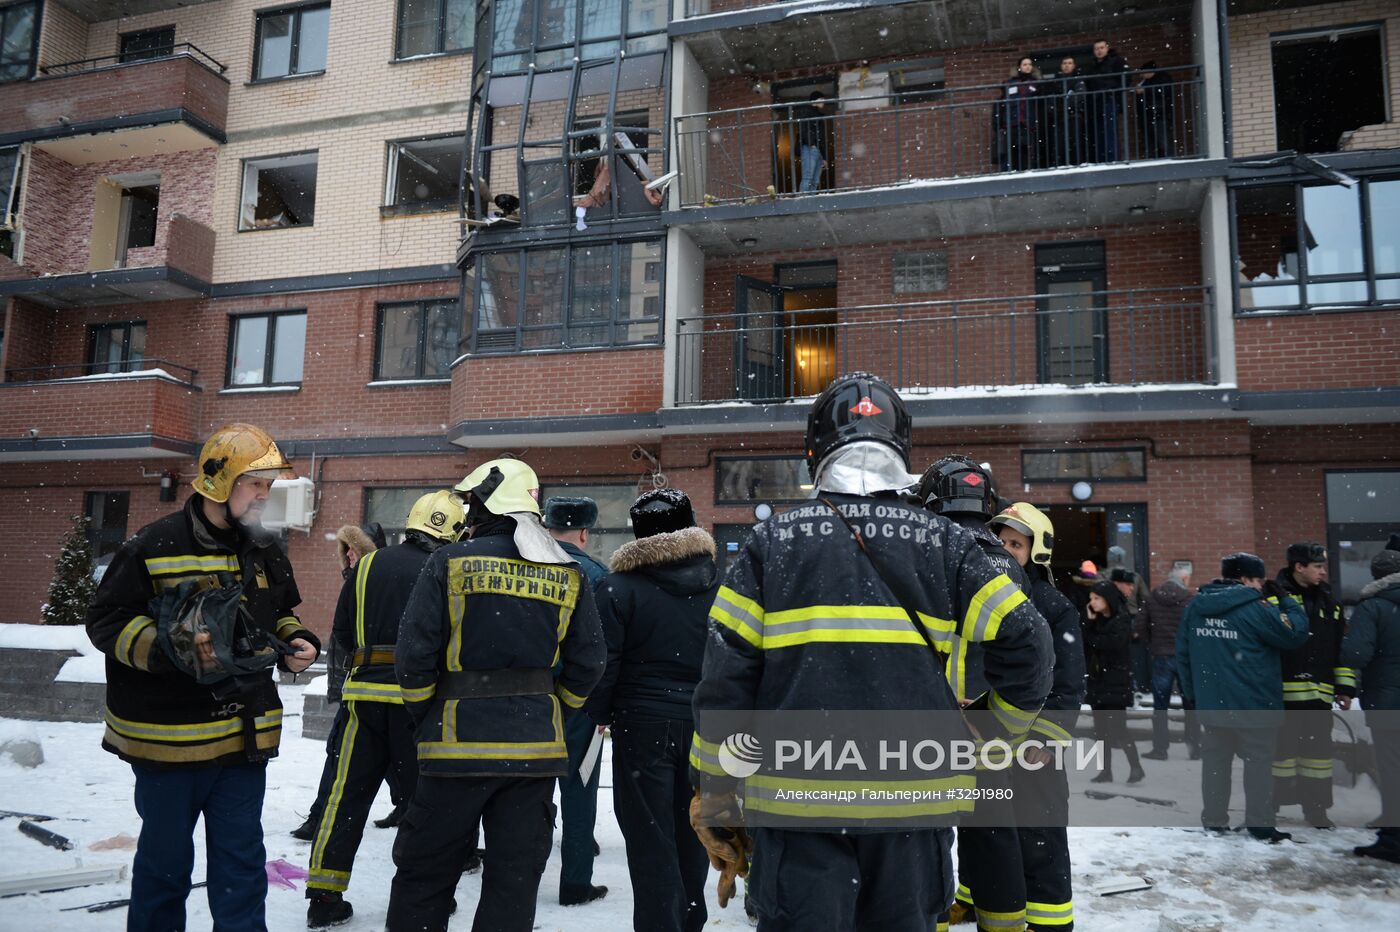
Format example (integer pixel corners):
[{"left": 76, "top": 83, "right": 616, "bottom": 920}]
[{"left": 1, "top": 686, "right": 1398, "bottom": 930}]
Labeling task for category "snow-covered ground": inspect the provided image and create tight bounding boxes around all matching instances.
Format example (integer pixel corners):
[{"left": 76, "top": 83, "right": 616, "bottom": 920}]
[{"left": 1, "top": 685, "right": 1398, "bottom": 930}]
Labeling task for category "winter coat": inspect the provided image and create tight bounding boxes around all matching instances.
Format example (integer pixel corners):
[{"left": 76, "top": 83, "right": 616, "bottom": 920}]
[
  {"left": 1031, "top": 572, "right": 1087, "bottom": 720},
  {"left": 792, "top": 103, "right": 830, "bottom": 154},
  {"left": 999, "top": 72, "right": 1041, "bottom": 128},
  {"left": 691, "top": 493, "right": 1051, "bottom": 826},
  {"left": 1083, "top": 583, "right": 1133, "bottom": 708},
  {"left": 1176, "top": 581, "right": 1309, "bottom": 726},
  {"left": 1273, "top": 570, "right": 1354, "bottom": 702},
  {"left": 1136, "top": 578, "right": 1193, "bottom": 657},
  {"left": 1082, "top": 49, "right": 1130, "bottom": 93},
  {"left": 1340, "top": 571, "right": 1400, "bottom": 729},
  {"left": 395, "top": 523, "right": 605, "bottom": 778},
  {"left": 86, "top": 495, "right": 319, "bottom": 769},
  {"left": 585, "top": 527, "right": 719, "bottom": 724},
  {"left": 331, "top": 533, "right": 438, "bottom": 704},
  {"left": 558, "top": 540, "right": 608, "bottom": 589}
]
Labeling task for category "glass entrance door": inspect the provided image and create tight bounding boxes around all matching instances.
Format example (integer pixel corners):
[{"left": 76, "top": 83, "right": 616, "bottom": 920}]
[
  {"left": 1036, "top": 241, "right": 1107, "bottom": 385},
  {"left": 735, "top": 275, "right": 787, "bottom": 401}
]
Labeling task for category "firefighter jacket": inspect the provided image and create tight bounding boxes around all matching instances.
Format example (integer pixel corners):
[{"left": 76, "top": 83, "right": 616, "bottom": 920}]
[
  {"left": 395, "top": 524, "right": 605, "bottom": 778},
  {"left": 944, "top": 514, "right": 1033, "bottom": 702},
  {"left": 332, "top": 533, "right": 437, "bottom": 704},
  {"left": 1274, "top": 570, "right": 1355, "bottom": 703},
  {"left": 690, "top": 493, "right": 1051, "bottom": 826},
  {"left": 86, "top": 495, "right": 318, "bottom": 769}
]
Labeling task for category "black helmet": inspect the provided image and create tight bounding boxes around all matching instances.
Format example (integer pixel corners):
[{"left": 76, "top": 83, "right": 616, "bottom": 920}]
[
  {"left": 630, "top": 487, "right": 695, "bottom": 539},
  {"left": 804, "top": 372, "right": 912, "bottom": 481},
  {"left": 917, "top": 454, "right": 998, "bottom": 517}
]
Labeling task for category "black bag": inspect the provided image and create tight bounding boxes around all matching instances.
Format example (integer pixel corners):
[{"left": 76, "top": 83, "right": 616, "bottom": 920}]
[{"left": 151, "top": 573, "right": 285, "bottom": 689}]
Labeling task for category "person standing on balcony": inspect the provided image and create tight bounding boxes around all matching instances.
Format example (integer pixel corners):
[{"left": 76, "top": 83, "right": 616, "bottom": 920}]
[
  {"left": 997, "top": 57, "right": 1042, "bottom": 172},
  {"left": 1133, "top": 62, "right": 1177, "bottom": 159},
  {"left": 1082, "top": 39, "right": 1130, "bottom": 162},
  {"left": 792, "top": 91, "right": 831, "bottom": 193},
  {"left": 1045, "top": 55, "right": 1089, "bottom": 166}
]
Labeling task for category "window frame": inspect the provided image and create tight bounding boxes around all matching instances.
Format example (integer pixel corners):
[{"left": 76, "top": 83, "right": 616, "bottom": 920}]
[
  {"left": 714, "top": 454, "right": 811, "bottom": 505},
  {"left": 86, "top": 320, "right": 148, "bottom": 375},
  {"left": 119, "top": 25, "right": 176, "bottom": 63},
  {"left": 251, "top": 1, "right": 331, "bottom": 83},
  {"left": 238, "top": 150, "right": 320, "bottom": 232},
  {"left": 1324, "top": 467, "right": 1400, "bottom": 605},
  {"left": 373, "top": 298, "right": 462, "bottom": 381},
  {"left": 395, "top": 0, "right": 474, "bottom": 60},
  {"left": 363, "top": 485, "right": 443, "bottom": 544},
  {"left": 892, "top": 250, "right": 949, "bottom": 294},
  {"left": 487, "top": 0, "right": 668, "bottom": 75},
  {"left": 1020, "top": 447, "right": 1148, "bottom": 484},
  {"left": 384, "top": 134, "right": 464, "bottom": 213},
  {"left": 0, "top": 0, "right": 40, "bottom": 85},
  {"left": 225, "top": 309, "right": 308, "bottom": 388},
  {"left": 1232, "top": 172, "right": 1400, "bottom": 316},
  {"left": 1269, "top": 23, "right": 1389, "bottom": 155}
]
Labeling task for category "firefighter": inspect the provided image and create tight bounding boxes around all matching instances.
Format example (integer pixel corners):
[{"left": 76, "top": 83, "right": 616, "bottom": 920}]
[
  {"left": 917, "top": 455, "right": 1035, "bottom": 932},
  {"left": 304, "top": 490, "right": 465, "bottom": 928},
  {"left": 690, "top": 373, "right": 1050, "bottom": 932},
  {"left": 1269, "top": 541, "right": 1355, "bottom": 828},
  {"left": 989, "top": 502, "right": 1086, "bottom": 931},
  {"left": 386, "top": 459, "right": 605, "bottom": 932},
  {"left": 86, "top": 423, "right": 320, "bottom": 932}
]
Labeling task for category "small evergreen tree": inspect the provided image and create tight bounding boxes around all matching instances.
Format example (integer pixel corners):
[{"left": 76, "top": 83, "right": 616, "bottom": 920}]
[{"left": 42, "top": 515, "right": 97, "bottom": 626}]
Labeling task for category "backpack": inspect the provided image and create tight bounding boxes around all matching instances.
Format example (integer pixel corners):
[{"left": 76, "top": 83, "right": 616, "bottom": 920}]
[{"left": 151, "top": 572, "right": 287, "bottom": 694}]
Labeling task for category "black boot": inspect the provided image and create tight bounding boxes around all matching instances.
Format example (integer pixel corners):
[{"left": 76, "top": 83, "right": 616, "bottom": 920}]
[
  {"left": 1091, "top": 749, "right": 1114, "bottom": 783},
  {"left": 373, "top": 802, "right": 406, "bottom": 829},
  {"left": 1125, "top": 743, "right": 1145, "bottom": 784},
  {"left": 559, "top": 883, "right": 608, "bottom": 906},
  {"left": 307, "top": 892, "right": 353, "bottom": 929},
  {"left": 1248, "top": 827, "right": 1292, "bottom": 844},
  {"left": 291, "top": 815, "right": 317, "bottom": 841},
  {"left": 1303, "top": 807, "right": 1334, "bottom": 830},
  {"left": 463, "top": 847, "right": 484, "bottom": 874}
]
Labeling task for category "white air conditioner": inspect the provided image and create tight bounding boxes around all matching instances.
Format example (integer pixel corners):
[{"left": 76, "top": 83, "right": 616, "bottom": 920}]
[
  {"left": 838, "top": 69, "right": 891, "bottom": 111},
  {"left": 262, "top": 477, "right": 316, "bottom": 531}
]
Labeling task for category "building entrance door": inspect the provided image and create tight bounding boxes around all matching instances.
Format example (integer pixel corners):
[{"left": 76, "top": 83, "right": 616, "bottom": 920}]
[
  {"left": 1043, "top": 502, "right": 1149, "bottom": 592},
  {"left": 1036, "top": 241, "right": 1107, "bottom": 385}
]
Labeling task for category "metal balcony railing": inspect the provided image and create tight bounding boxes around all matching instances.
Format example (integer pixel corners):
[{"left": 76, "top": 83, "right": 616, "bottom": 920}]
[
  {"left": 674, "top": 286, "right": 1214, "bottom": 405},
  {"left": 675, "top": 67, "right": 1203, "bottom": 208},
  {"left": 3, "top": 360, "right": 199, "bottom": 386},
  {"left": 39, "top": 43, "right": 227, "bottom": 77}
]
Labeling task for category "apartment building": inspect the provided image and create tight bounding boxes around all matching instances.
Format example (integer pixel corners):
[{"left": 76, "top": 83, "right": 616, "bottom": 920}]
[{"left": 1, "top": 0, "right": 1397, "bottom": 636}]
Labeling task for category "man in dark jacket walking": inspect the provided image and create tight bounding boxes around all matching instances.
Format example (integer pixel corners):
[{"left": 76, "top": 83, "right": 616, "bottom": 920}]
[
  {"left": 86, "top": 424, "right": 321, "bottom": 932},
  {"left": 1178, "top": 552, "right": 1309, "bottom": 842},
  {"left": 1081, "top": 39, "right": 1129, "bottom": 161},
  {"left": 1271, "top": 541, "right": 1355, "bottom": 827},
  {"left": 542, "top": 496, "right": 610, "bottom": 906},
  {"left": 1341, "top": 546, "right": 1400, "bottom": 863},
  {"left": 387, "top": 459, "right": 605, "bottom": 932},
  {"left": 791, "top": 91, "right": 831, "bottom": 193},
  {"left": 1139, "top": 562, "right": 1201, "bottom": 759},
  {"left": 587, "top": 488, "right": 719, "bottom": 932}
]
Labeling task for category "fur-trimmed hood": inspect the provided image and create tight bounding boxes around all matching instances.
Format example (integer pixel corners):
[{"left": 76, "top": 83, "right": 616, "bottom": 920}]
[
  {"left": 609, "top": 526, "right": 718, "bottom": 596},
  {"left": 337, "top": 525, "right": 377, "bottom": 569},
  {"left": 1361, "top": 571, "right": 1400, "bottom": 601}
]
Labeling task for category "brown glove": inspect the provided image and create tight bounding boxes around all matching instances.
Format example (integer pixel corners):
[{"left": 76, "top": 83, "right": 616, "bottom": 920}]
[{"left": 689, "top": 790, "right": 752, "bottom": 908}]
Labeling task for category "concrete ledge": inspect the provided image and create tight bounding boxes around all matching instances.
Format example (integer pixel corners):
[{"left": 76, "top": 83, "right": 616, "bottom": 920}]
[{"left": 0, "top": 647, "right": 104, "bottom": 723}]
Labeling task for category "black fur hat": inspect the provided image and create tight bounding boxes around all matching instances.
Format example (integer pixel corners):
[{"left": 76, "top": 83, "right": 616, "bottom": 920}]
[{"left": 541, "top": 497, "right": 598, "bottom": 530}]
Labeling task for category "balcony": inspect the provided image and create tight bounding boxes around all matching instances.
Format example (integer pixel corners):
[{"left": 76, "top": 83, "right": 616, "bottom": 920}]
[
  {"left": 0, "top": 362, "right": 202, "bottom": 462},
  {"left": 0, "top": 46, "right": 228, "bottom": 154},
  {"left": 673, "top": 287, "right": 1216, "bottom": 410}
]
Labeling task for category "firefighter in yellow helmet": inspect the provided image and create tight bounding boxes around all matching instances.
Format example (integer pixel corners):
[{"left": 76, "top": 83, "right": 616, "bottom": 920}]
[
  {"left": 304, "top": 491, "right": 465, "bottom": 928},
  {"left": 388, "top": 459, "right": 605, "bottom": 932},
  {"left": 85, "top": 424, "right": 320, "bottom": 931}
]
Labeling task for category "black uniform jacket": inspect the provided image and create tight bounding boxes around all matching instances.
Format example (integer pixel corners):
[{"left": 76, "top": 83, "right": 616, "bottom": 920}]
[
  {"left": 395, "top": 524, "right": 605, "bottom": 777},
  {"left": 1275, "top": 570, "right": 1355, "bottom": 702},
  {"left": 86, "top": 495, "right": 318, "bottom": 769},
  {"left": 586, "top": 526, "right": 719, "bottom": 724},
  {"left": 332, "top": 534, "right": 437, "bottom": 704}
]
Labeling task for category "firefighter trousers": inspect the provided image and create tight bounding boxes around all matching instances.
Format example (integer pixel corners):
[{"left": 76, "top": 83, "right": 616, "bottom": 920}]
[
  {"left": 945, "top": 766, "right": 1027, "bottom": 932},
  {"left": 306, "top": 701, "right": 419, "bottom": 894},
  {"left": 1273, "top": 702, "right": 1333, "bottom": 814},
  {"left": 749, "top": 826, "right": 953, "bottom": 932},
  {"left": 387, "top": 775, "right": 556, "bottom": 932},
  {"left": 306, "top": 701, "right": 407, "bottom": 830},
  {"left": 1012, "top": 761, "right": 1073, "bottom": 930}
]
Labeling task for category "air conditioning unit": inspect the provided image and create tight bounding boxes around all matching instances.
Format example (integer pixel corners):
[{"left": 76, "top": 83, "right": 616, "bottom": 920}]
[{"left": 262, "top": 477, "right": 316, "bottom": 531}]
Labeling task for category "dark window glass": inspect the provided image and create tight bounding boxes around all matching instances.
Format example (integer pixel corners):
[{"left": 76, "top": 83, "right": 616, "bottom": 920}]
[
  {"left": 255, "top": 4, "right": 330, "bottom": 80},
  {"left": 387, "top": 136, "right": 462, "bottom": 210},
  {"left": 228, "top": 312, "right": 306, "bottom": 387},
  {"left": 85, "top": 492, "right": 130, "bottom": 564},
  {"left": 240, "top": 152, "right": 318, "bottom": 230},
  {"left": 537, "top": 482, "right": 637, "bottom": 562},
  {"left": 365, "top": 486, "right": 439, "bottom": 544},
  {"left": 397, "top": 0, "right": 473, "bottom": 59},
  {"left": 120, "top": 26, "right": 176, "bottom": 63},
  {"left": 0, "top": 1, "right": 38, "bottom": 83},
  {"left": 1272, "top": 27, "right": 1385, "bottom": 155},
  {"left": 1021, "top": 448, "right": 1147, "bottom": 483},
  {"left": 716, "top": 457, "right": 809, "bottom": 504},
  {"left": 523, "top": 248, "right": 567, "bottom": 347},
  {"left": 87, "top": 322, "right": 148, "bottom": 375},
  {"left": 376, "top": 299, "right": 461, "bottom": 379},
  {"left": 490, "top": 0, "right": 665, "bottom": 71},
  {"left": 617, "top": 239, "right": 660, "bottom": 343},
  {"left": 1236, "top": 185, "right": 1301, "bottom": 308},
  {"left": 1326, "top": 470, "right": 1400, "bottom": 604}
]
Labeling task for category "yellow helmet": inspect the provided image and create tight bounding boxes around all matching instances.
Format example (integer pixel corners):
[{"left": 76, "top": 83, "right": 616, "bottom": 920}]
[
  {"left": 989, "top": 502, "right": 1055, "bottom": 567},
  {"left": 406, "top": 490, "right": 466, "bottom": 542},
  {"left": 454, "top": 458, "right": 540, "bottom": 516},
  {"left": 193, "top": 424, "right": 294, "bottom": 503}
]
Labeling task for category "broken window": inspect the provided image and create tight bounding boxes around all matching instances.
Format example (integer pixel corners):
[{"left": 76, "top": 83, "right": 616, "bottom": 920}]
[
  {"left": 1272, "top": 25, "right": 1386, "bottom": 154},
  {"left": 386, "top": 136, "right": 463, "bottom": 211},
  {"left": 240, "top": 153, "right": 318, "bottom": 230},
  {"left": 1, "top": 146, "right": 21, "bottom": 259}
]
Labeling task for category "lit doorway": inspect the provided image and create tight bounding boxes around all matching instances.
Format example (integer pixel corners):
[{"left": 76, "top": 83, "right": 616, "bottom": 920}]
[
  {"left": 1042, "top": 502, "right": 1149, "bottom": 596},
  {"left": 772, "top": 76, "right": 836, "bottom": 195},
  {"left": 734, "top": 261, "right": 837, "bottom": 401}
]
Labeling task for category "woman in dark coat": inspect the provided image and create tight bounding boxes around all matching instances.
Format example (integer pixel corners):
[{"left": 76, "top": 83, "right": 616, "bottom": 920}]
[
  {"left": 1084, "top": 580, "right": 1145, "bottom": 783},
  {"left": 996, "top": 56, "right": 1042, "bottom": 172}
]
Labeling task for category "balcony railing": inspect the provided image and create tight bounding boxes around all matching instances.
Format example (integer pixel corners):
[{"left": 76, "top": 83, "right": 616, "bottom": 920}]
[
  {"left": 39, "top": 44, "right": 226, "bottom": 77},
  {"left": 675, "top": 67, "right": 1202, "bottom": 208},
  {"left": 674, "top": 286, "right": 1213, "bottom": 405},
  {"left": 3, "top": 361, "right": 199, "bottom": 386}
]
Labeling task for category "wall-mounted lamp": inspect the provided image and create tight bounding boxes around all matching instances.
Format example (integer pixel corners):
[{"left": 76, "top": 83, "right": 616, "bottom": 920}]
[
  {"left": 739, "top": 236, "right": 758, "bottom": 249},
  {"left": 754, "top": 503, "right": 773, "bottom": 521},
  {"left": 159, "top": 472, "right": 177, "bottom": 503},
  {"left": 1071, "top": 481, "right": 1093, "bottom": 502}
]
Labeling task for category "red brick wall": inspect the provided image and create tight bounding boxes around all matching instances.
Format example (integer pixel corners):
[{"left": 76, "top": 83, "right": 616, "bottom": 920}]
[
  {"left": 1235, "top": 309, "right": 1400, "bottom": 391},
  {"left": 0, "top": 375, "right": 200, "bottom": 440},
  {"left": 452, "top": 347, "right": 664, "bottom": 421}
]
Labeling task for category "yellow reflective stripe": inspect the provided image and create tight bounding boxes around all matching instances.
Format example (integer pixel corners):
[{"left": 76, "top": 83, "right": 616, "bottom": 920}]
[
  {"left": 947, "top": 634, "right": 968, "bottom": 700},
  {"left": 974, "top": 905, "right": 1026, "bottom": 930},
  {"left": 144, "top": 554, "right": 240, "bottom": 576},
  {"left": 443, "top": 699, "right": 458, "bottom": 744},
  {"left": 990, "top": 690, "right": 1038, "bottom": 735},
  {"left": 104, "top": 709, "right": 281, "bottom": 742},
  {"left": 116, "top": 615, "right": 155, "bottom": 668},
  {"left": 956, "top": 883, "right": 973, "bottom": 904},
  {"left": 762, "top": 604, "right": 956, "bottom": 651},
  {"left": 710, "top": 586, "right": 764, "bottom": 648},
  {"left": 690, "top": 733, "right": 725, "bottom": 776},
  {"left": 1272, "top": 759, "right": 1297, "bottom": 777},
  {"left": 962, "top": 575, "right": 1026, "bottom": 642},
  {"left": 401, "top": 682, "right": 437, "bottom": 703},
  {"left": 354, "top": 550, "right": 377, "bottom": 649},
  {"left": 417, "top": 740, "right": 566, "bottom": 760},
  {"left": 1028, "top": 718, "right": 1073, "bottom": 744},
  {"left": 446, "top": 580, "right": 465, "bottom": 673},
  {"left": 130, "top": 624, "right": 159, "bottom": 672},
  {"left": 558, "top": 684, "right": 586, "bottom": 709},
  {"left": 1298, "top": 757, "right": 1333, "bottom": 778},
  {"left": 103, "top": 725, "right": 279, "bottom": 763},
  {"left": 275, "top": 617, "right": 302, "bottom": 639},
  {"left": 1334, "top": 667, "right": 1357, "bottom": 687},
  {"left": 1283, "top": 682, "right": 1333, "bottom": 702},
  {"left": 341, "top": 680, "right": 403, "bottom": 704},
  {"left": 309, "top": 703, "right": 360, "bottom": 891},
  {"left": 1026, "top": 901, "right": 1073, "bottom": 926},
  {"left": 937, "top": 924, "right": 950, "bottom": 932},
  {"left": 306, "top": 869, "right": 350, "bottom": 893}
]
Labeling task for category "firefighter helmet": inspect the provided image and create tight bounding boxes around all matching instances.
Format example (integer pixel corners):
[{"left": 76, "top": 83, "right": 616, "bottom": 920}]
[
  {"left": 989, "top": 502, "right": 1055, "bottom": 567},
  {"left": 406, "top": 490, "right": 466, "bottom": 542},
  {"left": 454, "top": 458, "right": 541, "bottom": 517},
  {"left": 917, "top": 454, "right": 998, "bottom": 517},
  {"left": 192, "top": 424, "right": 294, "bottom": 503},
  {"left": 804, "top": 372, "right": 912, "bottom": 481}
]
